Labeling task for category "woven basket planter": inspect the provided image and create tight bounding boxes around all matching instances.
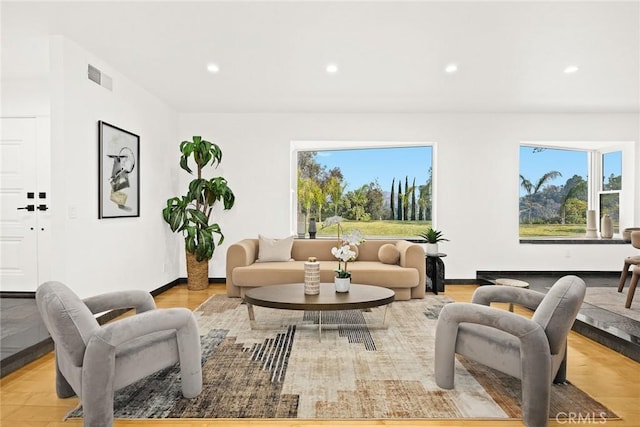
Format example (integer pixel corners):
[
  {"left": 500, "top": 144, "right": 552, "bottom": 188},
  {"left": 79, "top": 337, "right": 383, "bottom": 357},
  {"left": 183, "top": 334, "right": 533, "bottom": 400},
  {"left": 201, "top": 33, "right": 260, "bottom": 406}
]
[{"left": 186, "top": 252, "right": 209, "bottom": 290}]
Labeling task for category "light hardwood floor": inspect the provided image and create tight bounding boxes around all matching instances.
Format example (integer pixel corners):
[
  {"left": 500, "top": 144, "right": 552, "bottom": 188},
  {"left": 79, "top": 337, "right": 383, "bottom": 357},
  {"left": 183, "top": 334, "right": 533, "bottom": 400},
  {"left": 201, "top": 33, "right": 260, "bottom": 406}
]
[{"left": 1, "top": 283, "right": 638, "bottom": 427}]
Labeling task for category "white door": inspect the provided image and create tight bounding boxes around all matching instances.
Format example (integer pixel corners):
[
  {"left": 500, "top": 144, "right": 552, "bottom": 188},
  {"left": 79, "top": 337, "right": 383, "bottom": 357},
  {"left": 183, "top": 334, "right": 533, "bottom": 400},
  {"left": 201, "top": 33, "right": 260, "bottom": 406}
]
[{"left": 0, "top": 117, "right": 39, "bottom": 291}]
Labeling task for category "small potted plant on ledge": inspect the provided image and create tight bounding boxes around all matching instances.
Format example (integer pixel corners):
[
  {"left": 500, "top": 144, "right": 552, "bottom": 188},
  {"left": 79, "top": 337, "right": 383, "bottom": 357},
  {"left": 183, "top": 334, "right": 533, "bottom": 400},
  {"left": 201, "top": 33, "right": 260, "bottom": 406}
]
[
  {"left": 162, "top": 136, "right": 235, "bottom": 290},
  {"left": 419, "top": 228, "right": 448, "bottom": 255}
]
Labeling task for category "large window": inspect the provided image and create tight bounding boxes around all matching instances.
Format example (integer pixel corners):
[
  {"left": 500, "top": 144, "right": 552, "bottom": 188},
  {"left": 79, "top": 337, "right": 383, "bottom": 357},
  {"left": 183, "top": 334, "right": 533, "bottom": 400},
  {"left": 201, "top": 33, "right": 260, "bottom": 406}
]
[
  {"left": 600, "top": 151, "right": 622, "bottom": 234},
  {"left": 293, "top": 143, "right": 433, "bottom": 238},
  {"left": 519, "top": 143, "right": 628, "bottom": 238}
]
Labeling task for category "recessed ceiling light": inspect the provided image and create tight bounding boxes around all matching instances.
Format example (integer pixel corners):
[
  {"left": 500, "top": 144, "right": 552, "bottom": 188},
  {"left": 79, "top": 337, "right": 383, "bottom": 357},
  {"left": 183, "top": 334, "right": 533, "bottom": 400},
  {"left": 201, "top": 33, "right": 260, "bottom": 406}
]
[
  {"left": 445, "top": 63, "right": 458, "bottom": 73},
  {"left": 564, "top": 65, "right": 579, "bottom": 74},
  {"left": 206, "top": 63, "right": 220, "bottom": 74},
  {"left": 326, "top": 63, "right": 338, "bottom": 74}
]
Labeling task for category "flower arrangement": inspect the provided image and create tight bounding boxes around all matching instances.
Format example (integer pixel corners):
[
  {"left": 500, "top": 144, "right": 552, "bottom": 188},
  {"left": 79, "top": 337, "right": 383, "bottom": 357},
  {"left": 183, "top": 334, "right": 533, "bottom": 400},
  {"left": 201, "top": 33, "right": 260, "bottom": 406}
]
[
  {"left": 323, "top": 216, "right": 365, "bottom": 278},
  {"left": 331, "top": 245, "right": 357, "bottom": 278}
]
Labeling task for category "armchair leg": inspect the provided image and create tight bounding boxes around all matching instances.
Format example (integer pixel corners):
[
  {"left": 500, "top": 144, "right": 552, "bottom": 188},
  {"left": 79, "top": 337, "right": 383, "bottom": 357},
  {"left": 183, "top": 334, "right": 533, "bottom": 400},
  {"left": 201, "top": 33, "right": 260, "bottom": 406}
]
[
  {"left": 434, "top": 308, "right": 458, "bottom": 390},
  {"left": 176, "top": 313, "right": 203, "bottom": 398},
  {"left": 521, "top": 342, "right": 552, "bottom": 427},
  {"left": 55, "top": 355, "right": 76, "bottom": 398},
  {"left": 553, "top": 347, "right": 568, "bottom": 385}
]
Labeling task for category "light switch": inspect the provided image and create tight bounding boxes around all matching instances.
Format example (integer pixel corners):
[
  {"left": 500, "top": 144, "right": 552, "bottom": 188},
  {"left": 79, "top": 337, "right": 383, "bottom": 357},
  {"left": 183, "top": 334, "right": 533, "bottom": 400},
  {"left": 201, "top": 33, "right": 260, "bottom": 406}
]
[{"left": 68, "top": 205, "right": 78, "bottom": 219}]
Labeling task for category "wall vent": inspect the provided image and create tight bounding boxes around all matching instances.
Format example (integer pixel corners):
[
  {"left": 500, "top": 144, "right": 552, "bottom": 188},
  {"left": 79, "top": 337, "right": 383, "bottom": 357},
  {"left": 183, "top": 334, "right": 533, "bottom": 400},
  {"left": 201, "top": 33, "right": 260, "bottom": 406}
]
[{"left": 87, "top": 64, "right": 113, "bottom": 91}]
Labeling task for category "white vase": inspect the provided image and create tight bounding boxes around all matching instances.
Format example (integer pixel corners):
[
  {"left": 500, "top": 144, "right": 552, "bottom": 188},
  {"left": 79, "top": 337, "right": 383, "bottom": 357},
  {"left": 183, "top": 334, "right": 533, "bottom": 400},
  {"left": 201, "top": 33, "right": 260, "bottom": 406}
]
[
  {"left": 601, "top": 214, "right": 613, "bottom": 239},
  {"left": 586, "top": 209, "right": 598, "bottom": 238},
  {"left": 335, "top": 277, "right": 351, "bottom": 293},
  {"left": 426, "top": 243, "right": 439, "bottom": 255}
]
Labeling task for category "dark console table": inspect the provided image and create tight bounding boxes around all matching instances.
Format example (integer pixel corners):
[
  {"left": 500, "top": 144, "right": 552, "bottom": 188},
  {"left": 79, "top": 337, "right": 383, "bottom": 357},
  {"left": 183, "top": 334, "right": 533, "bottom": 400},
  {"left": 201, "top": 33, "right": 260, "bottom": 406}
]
[{"left": 425, "top": 253, "right": 447, "bottom": 294}]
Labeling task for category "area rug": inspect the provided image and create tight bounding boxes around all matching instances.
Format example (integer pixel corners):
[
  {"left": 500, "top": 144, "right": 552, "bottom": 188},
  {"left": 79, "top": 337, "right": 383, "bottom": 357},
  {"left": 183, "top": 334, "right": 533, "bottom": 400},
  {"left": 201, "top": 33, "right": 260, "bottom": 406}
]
[
  {"left": 70, "top": 294, "right": 617, "bottom": 421},
  {"left": 584, "top": 286, "right": 640, "bottom": 321}
]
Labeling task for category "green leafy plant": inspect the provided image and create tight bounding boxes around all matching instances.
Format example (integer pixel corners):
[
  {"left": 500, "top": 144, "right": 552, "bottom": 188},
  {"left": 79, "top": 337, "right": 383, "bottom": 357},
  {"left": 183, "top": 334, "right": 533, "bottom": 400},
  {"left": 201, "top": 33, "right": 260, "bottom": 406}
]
[
  {"left": 419, "top": 228, "right": 449, "bottom": 243},
  {"left": 162, "top": 136, "right": 235, "bottom": 262}
]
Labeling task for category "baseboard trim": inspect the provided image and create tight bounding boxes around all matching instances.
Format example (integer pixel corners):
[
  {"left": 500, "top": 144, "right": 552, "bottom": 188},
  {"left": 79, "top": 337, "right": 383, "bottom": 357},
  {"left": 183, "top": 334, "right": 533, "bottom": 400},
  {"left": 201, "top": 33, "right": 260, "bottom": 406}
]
[
  {"left": 444, "top": 279, "right": 481, "bottom": 285},
  {"left": 477, "top": 270, "right": 620, "bottom": 277},
  {"left": 150, "top": 277, "right": 226, "bottom": 295},
  {"left": 0, "top": 291, "right": 35, "bottom": 298}
]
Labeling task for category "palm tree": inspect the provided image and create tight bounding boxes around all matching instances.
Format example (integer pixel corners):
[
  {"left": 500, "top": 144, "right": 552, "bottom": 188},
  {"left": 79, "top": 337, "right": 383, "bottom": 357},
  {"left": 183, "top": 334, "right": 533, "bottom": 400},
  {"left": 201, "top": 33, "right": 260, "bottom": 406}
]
[
  {"left": 325, "top": 176, "right": 344, "bottom": 216},
  {"left": 519, "top": 171, "right": 562, "bottom": 224},
  {"left": 298, "top": 175, "right": 321, "bottom": 231}
]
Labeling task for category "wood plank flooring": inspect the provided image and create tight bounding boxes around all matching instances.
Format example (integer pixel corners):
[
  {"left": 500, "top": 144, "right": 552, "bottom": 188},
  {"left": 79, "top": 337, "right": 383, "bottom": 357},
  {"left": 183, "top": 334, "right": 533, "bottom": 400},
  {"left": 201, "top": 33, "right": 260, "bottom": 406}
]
[{"left": 1, "top": 283, "right": 638, "bottom": 427}]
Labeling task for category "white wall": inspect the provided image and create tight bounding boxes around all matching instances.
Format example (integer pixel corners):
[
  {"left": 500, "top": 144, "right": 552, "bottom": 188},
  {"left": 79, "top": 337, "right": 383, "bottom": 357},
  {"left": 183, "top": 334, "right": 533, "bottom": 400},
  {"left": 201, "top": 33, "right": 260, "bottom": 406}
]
[
  {"left": 4, "top": 37, "right": 638, "bottom": 293},
  {"left": 0, "top": 78, "right": 50, "bottom": 117},
  {"left": 180, "top": 113, "right": 639, "bottom": 280},
  {"left": 49, "top": 36, "right": 179, "bottom": 297}
]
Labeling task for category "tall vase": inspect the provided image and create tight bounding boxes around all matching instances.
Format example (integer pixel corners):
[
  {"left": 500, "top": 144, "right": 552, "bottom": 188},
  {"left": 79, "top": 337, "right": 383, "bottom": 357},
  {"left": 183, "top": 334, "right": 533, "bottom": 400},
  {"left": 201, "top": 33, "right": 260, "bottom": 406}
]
[
  {"left": 304, "top": 257, "right": 320, "bottom": 295},
  {"left": 308, "top": 218, "right": 317, "bottom": 239},
  {"left": 186, "top": 251, "right": 209, "bottom": 290},
  {"left": 601, "top": 214, "right": 613, "bottom": 239},
  {"left": 586, "top": 210, "right": 598, "bottom": 238},
  {"left": 335, "top": 277, "right": 350, "bottom": 293}
]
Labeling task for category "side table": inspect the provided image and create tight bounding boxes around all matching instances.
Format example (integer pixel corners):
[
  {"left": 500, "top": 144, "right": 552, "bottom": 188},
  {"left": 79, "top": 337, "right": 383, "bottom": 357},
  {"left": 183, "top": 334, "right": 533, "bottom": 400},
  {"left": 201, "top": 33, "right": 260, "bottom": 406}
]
[{"left": 425, "top": 253, "right": 447, "bottom": 294}]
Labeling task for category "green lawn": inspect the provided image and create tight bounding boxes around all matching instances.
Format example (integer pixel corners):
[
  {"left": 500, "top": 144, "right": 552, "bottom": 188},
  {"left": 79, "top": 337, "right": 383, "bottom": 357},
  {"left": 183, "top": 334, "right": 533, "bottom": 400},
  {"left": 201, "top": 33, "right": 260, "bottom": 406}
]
[
  {"left": 313, "top": 220, "right": 592, "bottom": 239},
  {"left": 519, "top": 224, "right": 587, "bottom": 237},
  {"left": 316, "top": 220, "right": 432, "bottom": 239},
  {"left": 318, "top": 220, "right": 587, "bottom": 239}
]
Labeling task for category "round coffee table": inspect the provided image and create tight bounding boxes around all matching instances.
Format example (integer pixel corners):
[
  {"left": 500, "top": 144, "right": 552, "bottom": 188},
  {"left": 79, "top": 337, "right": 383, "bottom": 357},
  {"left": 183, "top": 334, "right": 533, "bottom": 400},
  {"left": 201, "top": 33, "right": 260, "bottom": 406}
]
[{"left": 244, "top": 283, "right": 395, "bottom": 340}]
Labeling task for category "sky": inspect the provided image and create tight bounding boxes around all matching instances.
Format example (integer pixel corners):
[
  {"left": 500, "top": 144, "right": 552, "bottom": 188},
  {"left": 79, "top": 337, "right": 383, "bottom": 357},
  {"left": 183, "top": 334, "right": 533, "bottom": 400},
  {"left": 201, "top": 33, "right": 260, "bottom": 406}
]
[
  {"left": 309, "top": 146, "right": 621, "bottom": 197},
  {"left": 519, "top": 147, "right": 587, "bottom": 195},
  {"left": 314, "top": 147, "right": 433, "bottom": 193},
  {"left": 519, "top": 147, "right": 622, "bottom": 196}
]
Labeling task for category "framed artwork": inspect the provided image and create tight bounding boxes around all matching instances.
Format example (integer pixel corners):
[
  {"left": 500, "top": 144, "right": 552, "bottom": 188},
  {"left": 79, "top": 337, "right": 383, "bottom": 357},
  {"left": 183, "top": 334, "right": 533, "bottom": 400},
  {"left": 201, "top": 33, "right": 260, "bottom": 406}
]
[{"left": 98, "top": 121, "right": 140, "bottom": 218}]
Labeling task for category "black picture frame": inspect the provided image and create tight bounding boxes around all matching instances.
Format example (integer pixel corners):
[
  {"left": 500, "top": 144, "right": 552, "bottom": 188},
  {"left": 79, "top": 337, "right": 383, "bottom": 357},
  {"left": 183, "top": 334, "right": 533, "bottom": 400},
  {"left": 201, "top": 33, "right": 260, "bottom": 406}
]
[{"left": 98, "top": 121, "right": 140, "bottom": 218}]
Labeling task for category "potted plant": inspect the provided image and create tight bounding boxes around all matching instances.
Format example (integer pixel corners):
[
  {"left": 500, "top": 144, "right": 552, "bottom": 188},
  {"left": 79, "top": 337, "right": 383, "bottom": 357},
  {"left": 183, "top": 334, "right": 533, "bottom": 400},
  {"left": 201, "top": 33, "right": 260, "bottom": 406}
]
[
  {"left": 162, "top": 136, "right": 235, "bottom": 290},
  {"left": 331, "top": 245, "right": 357, "bottom": 292},
  {"left": 324, "top": 216, "right": 365, "bottom": 292},
  {"left": 419, "top": 228, "right": 448, "bottom": 255}
]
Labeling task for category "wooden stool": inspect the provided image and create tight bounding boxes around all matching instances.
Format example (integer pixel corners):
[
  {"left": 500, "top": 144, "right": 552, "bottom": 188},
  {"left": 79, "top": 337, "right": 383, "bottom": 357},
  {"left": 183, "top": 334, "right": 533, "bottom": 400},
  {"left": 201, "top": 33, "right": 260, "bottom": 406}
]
[
  {"left": 618, "top": 231, "right": 640, "bottom": 294},
  {"left": 496, "top": 278, "right": 530, "bottom": 312},
  {"left": 625, "top": 265, "right": 640, "bottom": 309}
]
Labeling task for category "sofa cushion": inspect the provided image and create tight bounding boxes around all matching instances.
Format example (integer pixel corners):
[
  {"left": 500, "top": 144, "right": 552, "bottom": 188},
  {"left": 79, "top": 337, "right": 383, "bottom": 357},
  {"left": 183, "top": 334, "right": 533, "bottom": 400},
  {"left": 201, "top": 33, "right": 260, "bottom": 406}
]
[
  {"left": 257, "top": 235, "right": 294, "bottom": 262},
  {"left": 378, "top": 243, "right": 400, "bottom": 265},
  {"left": 232, "top": 260, "right": 419, "bottom": 290}
]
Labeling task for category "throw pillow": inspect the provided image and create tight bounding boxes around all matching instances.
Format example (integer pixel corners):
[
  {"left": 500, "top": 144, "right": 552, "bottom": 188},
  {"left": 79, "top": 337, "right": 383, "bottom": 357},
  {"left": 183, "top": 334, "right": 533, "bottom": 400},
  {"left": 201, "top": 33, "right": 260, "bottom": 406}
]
[
  {"left": 257, "top": 235, "right": 294, "bottom": 262},
  {"left": 378, "top": 243, "right": 400, "bottom": 265}
]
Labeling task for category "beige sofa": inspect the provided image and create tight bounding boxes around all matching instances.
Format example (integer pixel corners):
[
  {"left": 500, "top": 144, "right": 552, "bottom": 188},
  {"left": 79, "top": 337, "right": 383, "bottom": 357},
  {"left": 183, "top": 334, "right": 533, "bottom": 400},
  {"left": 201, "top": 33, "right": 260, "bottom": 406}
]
[{"left": 226, "top": 238, "right": 426, "bottom": 300}]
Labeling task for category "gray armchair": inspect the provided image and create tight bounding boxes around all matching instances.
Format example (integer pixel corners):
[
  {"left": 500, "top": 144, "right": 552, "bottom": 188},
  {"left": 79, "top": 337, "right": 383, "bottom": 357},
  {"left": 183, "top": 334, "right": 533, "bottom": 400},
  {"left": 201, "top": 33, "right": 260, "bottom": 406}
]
[
  {"left": 434, "top": 275, "right": 586, "bottom": 427},
  {"left": 36, "top": 281, "right": 202, "bottom": 427}
]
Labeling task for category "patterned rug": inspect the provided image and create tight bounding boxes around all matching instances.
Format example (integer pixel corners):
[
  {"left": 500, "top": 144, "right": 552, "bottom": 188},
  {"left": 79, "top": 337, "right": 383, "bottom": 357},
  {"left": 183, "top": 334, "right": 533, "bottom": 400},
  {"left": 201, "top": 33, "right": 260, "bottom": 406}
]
[{"left": 70, "top": 294, "right": 617, "bottom": 420}]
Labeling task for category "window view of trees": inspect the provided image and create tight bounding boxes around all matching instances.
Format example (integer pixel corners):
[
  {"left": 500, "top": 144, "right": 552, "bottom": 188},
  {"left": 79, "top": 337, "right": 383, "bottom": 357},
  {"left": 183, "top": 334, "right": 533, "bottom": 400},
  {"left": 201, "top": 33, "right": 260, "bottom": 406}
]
[
  {"left": 297, "top": 147, "right": 432, "bottom": 238},
  {"left": 519, "top": 146, "right": 622, "bottom": 237},
  {"left": 600, "top": 151, "right": 622, "bottom": 234}
]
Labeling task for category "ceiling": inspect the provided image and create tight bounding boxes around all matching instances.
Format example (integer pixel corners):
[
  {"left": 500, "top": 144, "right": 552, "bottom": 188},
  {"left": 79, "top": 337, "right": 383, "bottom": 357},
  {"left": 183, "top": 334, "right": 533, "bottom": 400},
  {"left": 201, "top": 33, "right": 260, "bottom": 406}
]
[{"left": 2, "top": 1, "right": 639, "bottom": 114}]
